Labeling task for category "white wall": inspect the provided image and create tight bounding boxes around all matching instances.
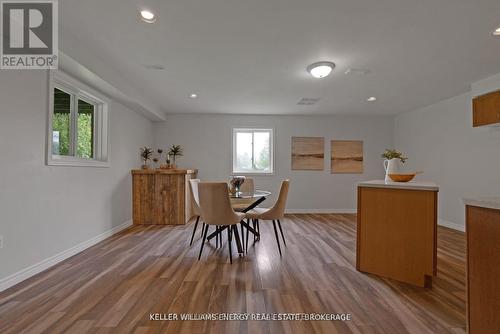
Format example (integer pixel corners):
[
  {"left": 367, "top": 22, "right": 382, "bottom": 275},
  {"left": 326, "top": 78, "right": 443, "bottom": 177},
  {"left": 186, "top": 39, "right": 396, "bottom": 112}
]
[
  {"left": 154, "top": 114, "right": 393, "bottom": 211},
  {"left": 0, "top": 70, "right": 153, "bottom": 282},
  {"left": 394, "top": 73, "right": 500, "bottom": 230}
]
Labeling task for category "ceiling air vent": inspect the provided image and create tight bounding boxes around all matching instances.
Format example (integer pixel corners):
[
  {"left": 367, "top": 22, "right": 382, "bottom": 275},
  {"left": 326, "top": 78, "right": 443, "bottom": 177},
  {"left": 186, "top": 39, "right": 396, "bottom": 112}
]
[
  {"left": 344, "top": 68, "right": 370, "bottom": 75},
  {"left": 297, "top": 97, "right": 320, "bottom": 106},
  {"left": 143, "top": 64, "right": 165, "bottom": 70}
]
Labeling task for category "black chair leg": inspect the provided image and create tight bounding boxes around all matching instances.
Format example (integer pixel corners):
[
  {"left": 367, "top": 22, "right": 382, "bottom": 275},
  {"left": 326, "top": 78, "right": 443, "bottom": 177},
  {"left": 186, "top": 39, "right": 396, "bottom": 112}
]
[
  {"left": 240, "top": 222, "right": 245, "bottom": 254},
  {"left": 277, "top": 219, "right": 287, "bottom": 247},
  {"left": 215, "top": 226, "right": 219, "bottom": 248},
  {"left": 272, "top": 220, "right": 282, "bottom": 257},
  {"left": 256, "top": 220, "right": 260, "bottom": 240},
  {"left": 198, "top": 224, "right": 209, "bottom": 260},
  {"left": 189, "top": 216, "right": 200, "bottom": 246},
  {"left": 246, "top": 221, "right": 251, "bottom": 253},
  {"left": 253, "top": 220, "right": 257, "bottom": 242},
  {"left": 227, "top": 226, "right": 233, "bottom": 264},
  {"left": 233, "top": 225, "right": 243, "bottom": 255}
]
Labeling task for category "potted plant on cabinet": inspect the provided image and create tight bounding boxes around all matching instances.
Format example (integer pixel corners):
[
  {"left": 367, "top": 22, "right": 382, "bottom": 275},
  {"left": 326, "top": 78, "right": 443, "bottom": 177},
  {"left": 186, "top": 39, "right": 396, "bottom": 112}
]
[
  {"left": 168, "top": 145, "right": 183, "bottom": 169},
  {"left": 139, "top": 147, "right": 153, "bottom": 169}
]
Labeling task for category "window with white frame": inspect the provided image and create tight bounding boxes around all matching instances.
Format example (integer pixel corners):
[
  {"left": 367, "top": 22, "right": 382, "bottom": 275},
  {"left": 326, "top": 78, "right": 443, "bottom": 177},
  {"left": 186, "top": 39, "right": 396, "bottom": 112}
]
[
  {"left": 47, "top": 72, "right": 109, "bottom": 167},
  {"left": 232, "top": 128, "right": 274, "bottom": 174}
]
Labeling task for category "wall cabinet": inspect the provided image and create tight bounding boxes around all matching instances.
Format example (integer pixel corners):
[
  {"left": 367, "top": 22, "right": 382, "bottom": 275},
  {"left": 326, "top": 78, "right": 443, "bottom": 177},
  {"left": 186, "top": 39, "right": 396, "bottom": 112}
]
[
  {"left": 472, "top": 90, "right": 500, "bottom": 127},
  {"left": 132, "top": 169, "right": 197, "bottom": 225}
]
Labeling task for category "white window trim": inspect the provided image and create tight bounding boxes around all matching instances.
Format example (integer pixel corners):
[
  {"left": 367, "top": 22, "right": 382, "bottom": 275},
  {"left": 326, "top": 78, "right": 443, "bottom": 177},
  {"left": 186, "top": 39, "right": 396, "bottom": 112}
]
[
  {"left": 231, "top": 127, "right": 275, "bottom": 175},
  {"left": 47, "top": 71, "right": 110, "bottom": 167}
]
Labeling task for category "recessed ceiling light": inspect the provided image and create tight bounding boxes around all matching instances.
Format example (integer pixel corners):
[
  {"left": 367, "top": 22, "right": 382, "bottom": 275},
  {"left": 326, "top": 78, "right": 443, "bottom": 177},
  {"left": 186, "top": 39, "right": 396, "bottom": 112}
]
[
  {"left": 189, "top": 93, "right": 198, "bottom": 99},
  {"left": 307, "top": 61, "right": 336, "bottom": 79},
  {"left": 143, "top": 64, "right": 164, "bottom": 70},
  {"left": 140, "top": 10, "right": 156, "bottom": 23},
  {"left": 367, "top": 97, "right": 377, "bottom": 102},
  {"left": 494, "top": 27, "right": 500, "bottom": 36}
]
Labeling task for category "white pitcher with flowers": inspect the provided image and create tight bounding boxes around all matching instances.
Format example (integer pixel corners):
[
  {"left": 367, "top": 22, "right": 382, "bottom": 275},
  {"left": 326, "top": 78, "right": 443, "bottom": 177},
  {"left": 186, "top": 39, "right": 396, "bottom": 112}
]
[{"left": 381, "top": 149, "right": 408, "bottom": 182}]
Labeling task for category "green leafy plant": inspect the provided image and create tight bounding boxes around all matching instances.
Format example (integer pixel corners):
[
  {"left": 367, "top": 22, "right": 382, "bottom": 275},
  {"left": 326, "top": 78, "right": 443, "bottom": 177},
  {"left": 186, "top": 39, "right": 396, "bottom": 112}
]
[
  {"left": 52, "top": 111, "right": 94, "bottom": 158},
  {"left": 168, "top": 145, "right": 183, "bottom": 164},
  {"left": 381, "top": 149, "right": 408, "bottom": 163},
  {"left": 140, "top": 147, "right": 153, "bottom": 165}
]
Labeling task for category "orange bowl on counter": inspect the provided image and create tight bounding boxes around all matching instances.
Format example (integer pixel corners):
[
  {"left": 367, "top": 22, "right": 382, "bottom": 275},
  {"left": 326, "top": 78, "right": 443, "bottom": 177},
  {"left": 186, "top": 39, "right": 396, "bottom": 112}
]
[{"left": 388, "top": 173, "right": 417, "bottom": 182}]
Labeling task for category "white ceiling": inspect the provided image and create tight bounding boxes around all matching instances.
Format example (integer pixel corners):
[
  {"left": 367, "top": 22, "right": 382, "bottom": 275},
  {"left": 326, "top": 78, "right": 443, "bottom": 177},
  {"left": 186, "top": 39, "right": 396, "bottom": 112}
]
[{"left": 59, "top": 0, "right": 500, "bottom": 116}]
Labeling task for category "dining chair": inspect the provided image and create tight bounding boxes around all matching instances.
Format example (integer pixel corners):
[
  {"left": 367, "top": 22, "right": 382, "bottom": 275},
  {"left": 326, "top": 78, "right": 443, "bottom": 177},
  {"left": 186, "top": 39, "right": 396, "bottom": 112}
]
[
  {"left": 240, "top": 178, "right": 254, "bottom": 193},
  {"left": 229, "top": 178, "right": 255, "bottom": 212},
  {"left": 245, "top": 180, "right": 290, "bottom": 256},
  {"left": 188, "top": 179, "right": 203, "bottom": 246},
  {"left": 198, "top": 182, "right": 245, "bottom": 263}
]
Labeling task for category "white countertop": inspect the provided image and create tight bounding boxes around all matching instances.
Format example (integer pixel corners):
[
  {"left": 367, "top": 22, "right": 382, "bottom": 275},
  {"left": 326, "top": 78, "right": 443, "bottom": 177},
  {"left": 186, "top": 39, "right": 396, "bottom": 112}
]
[
  {"left": 463, "top": 197, "right": 500, "bottom": 211},
  {"left": 358, "top": 180, "right": 439, "bottom": 191}
]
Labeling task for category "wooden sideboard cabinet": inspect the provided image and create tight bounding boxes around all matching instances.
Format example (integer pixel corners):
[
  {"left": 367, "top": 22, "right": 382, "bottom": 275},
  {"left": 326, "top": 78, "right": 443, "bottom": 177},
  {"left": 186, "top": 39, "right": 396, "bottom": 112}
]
[
  {"left": 132, "top": 169, "right": 197, "bottom": 225},
  {"left": 472, "top": 90, "right": 500, "bottom": 127},
  {"left": 465, "top": 203, "right": 500, "bottom": 334}
]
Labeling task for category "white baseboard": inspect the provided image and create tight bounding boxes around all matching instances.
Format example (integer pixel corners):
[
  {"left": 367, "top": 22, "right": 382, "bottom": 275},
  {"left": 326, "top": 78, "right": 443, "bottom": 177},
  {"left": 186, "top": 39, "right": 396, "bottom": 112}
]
[
  {"left": 438, "top": 219, "right": 465, "bottom": 232},
  {"left": 0, "top": 220, "right": 133, "bottom": 293},
  {"left": 285, "top": 209, "right": 357, "bottom": 214}
]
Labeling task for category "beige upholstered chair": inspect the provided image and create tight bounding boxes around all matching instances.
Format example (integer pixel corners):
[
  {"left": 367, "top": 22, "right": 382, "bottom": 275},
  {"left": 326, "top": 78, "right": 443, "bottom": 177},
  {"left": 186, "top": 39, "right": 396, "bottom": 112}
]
[
  {"left": 245, "top": 180, "right": 290, "bottom": 256},
  {"left": 198, "top": 182, "right": 245, "bottom": 263},
  {"left": 230, "top": 178, "right": 255, "bottom": 212},
  {"left": 239, "top": 178, "right": 254, "bottom": 193},
  {"left": 189, "top": 179, "right": 204, "bottom": 246}
]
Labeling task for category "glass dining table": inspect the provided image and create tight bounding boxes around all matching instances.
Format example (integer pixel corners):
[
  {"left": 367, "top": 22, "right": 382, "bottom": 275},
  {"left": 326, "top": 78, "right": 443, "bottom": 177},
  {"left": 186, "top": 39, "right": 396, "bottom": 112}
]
[{"left": 206, "top": 190, "right": 271, "bottom": 254}]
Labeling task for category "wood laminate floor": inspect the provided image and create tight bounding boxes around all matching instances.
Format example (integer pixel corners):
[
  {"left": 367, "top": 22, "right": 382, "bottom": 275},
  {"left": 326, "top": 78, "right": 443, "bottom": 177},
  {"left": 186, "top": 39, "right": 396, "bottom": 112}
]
[{"left": 0, "top": 214, "right": 466, "bottom": 334}]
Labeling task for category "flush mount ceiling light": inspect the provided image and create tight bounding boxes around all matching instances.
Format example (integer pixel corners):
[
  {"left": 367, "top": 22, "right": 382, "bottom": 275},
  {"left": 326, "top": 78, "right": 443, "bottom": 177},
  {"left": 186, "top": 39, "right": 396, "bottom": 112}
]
[
  {"left": 367, "top": 97, "right": 377, "bottom": 102},
  {"left": 307, "top": 61, "right": 336, "bottom": 79},
  {"left": 140, "top": 10, "right": 156, "bottom": 23},
  {"left": 494, "top": 26, "right": 500, "bottom": 36},
  {"left": 189, "top": 93, "right": 198, "bottom": 99}
]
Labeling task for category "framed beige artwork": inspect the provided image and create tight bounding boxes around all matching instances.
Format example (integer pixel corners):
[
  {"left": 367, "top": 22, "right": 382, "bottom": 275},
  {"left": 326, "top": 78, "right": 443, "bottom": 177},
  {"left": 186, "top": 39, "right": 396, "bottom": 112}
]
[
  {"left": 331, "top": 140, "right": 364, "bottom": 174},
  {"left": 291, "top": 137, "right": 324, "bottom": 170}
]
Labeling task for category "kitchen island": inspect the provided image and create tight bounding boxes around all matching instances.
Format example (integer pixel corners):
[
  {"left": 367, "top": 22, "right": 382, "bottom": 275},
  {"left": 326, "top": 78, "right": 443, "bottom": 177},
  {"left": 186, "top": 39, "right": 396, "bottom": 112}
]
[{"left": 357, "top": 180, "right": 439, "bottom": 287}]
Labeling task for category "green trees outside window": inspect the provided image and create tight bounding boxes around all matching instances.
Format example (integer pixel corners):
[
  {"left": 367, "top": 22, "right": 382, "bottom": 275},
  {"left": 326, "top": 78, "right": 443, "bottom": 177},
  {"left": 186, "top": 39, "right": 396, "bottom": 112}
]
[
  {"left": 52, "top": 88, "right": 71, "bottom": 156},
  {"left": 233, "top": 129, "right": 273, "bottom": 173},
  {"left": 77, "top": 100, "right": 94, "bottom": 158},
  {"left": 52, "top": 88, "right": 95, "bottom": 159}
]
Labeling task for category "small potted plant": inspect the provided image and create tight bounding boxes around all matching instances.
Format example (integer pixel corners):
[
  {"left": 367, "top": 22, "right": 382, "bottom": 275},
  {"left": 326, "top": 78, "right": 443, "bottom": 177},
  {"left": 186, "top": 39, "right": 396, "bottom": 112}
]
[
  {"left": 381, "top": 149, "right": 407, "bottom": 182},
  {"left": 168, "top": 145, "right": 183, "bottom": 169},
  {"left": 139, "top": 147, "right": 153, "bottom": 169}
]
